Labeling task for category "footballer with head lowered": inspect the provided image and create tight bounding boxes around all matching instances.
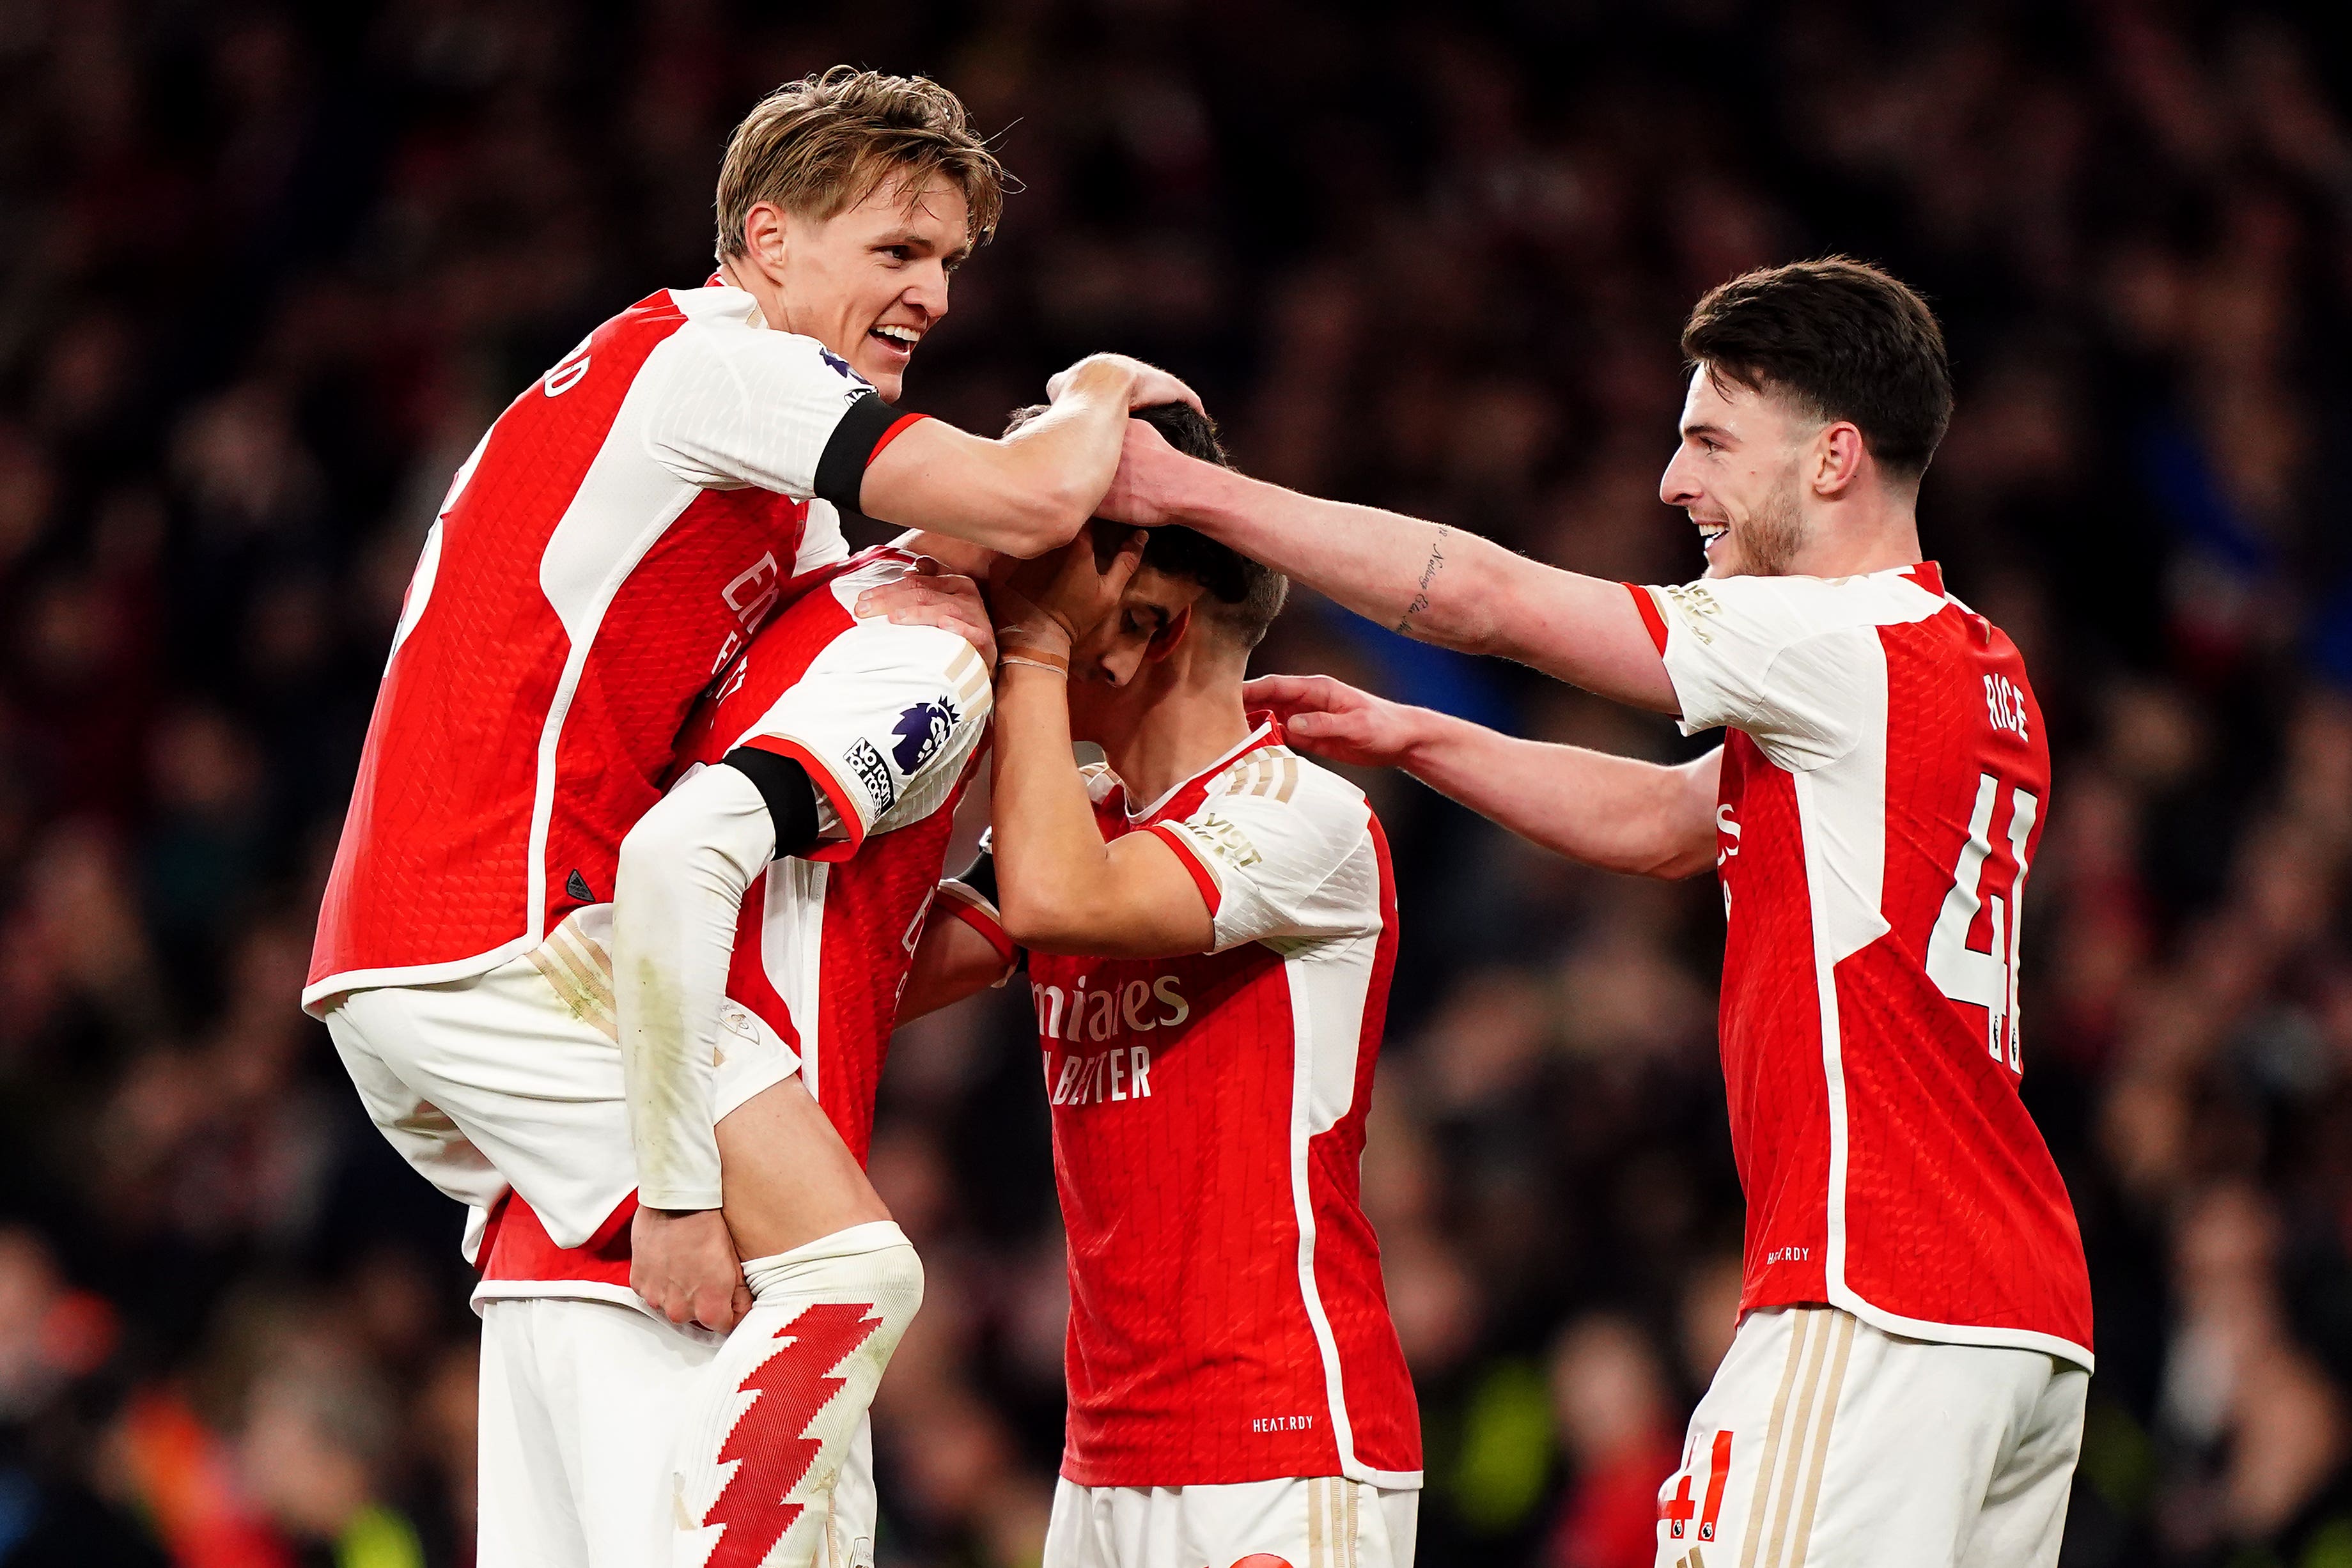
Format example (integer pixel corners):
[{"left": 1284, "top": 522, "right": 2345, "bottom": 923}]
[
  {"left": 1096, "top": 259, "right": 2092, "bottom": 1568},
  {"left": 873, "top": 405, "right": 1423, "bottom": 1568}
]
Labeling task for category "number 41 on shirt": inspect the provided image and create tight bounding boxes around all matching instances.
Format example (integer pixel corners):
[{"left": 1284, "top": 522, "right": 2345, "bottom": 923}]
[{"left": 1927, "top": 772, "right": 2036, "bottom": 1075}]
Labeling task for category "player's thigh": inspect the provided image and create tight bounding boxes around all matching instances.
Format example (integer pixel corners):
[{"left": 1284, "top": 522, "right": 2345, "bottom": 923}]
[
  {"left": 1374, "top": 1487, "right": 1418, "bottom": 1568},
  {"left": 715, "top": 1074, "right": 890, "bottom": 1258},
  {"left": 335, "top": 961, "right": 637, "bottom": 1245},
  {"left": 1043, "top": 1479, "right": 1103, "bottom": 1568},
  {"left": 325, "top": 1005, "right": 508, "bottom": 1213},
  {"left": 1043, "top": 1477, "right": 1403, "bottom": 1568},
  {"left": 1042, "top": 1482, "right": 1199, "bottom": 1568},
  {"left": 1654, "top": 1306, "right": 1811, "bottom": 1567},
  {"left": 556, "top": 1301, "right": 715, "bottom": 1568},
  {"left": 1656, "top": 1306, "right": 2065, "bottom": 1568},
  {"left": 477, "top": 1301, "right": 590, "bottom": 1568},
  {"left": 1799, "top": 1329, "right": 2076, "bottom": 1568},
  {"left": 1957, "top": 1362, "right": 2087, "bottom": 1568},
  {"left": 494, "top": 1297, "right": 715, "bottom": 1568}
]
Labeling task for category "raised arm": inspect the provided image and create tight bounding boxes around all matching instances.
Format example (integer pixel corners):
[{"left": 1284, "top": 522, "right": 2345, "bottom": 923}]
[
  {"left": 858, "top": 355, "right": 1199, "bottom": 558},
  {"left": 985, "top": 532, "right": 1217, "bottom": 958},
  {"left": 1246, "top": 674, "right": 1720, "bottom": 880},
  {"left": 1098, "top": 420, "right": 1679, "bottom": 711}
]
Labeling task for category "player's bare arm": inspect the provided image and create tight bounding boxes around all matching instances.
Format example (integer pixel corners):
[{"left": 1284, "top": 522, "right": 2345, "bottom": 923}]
[
  {"left": 859, "top": 354, "right": 1201, "bottom": 557},
  {"left": 1099, "top": 418, "right": 1678, "bottom": 711},
  {"left": 987, "top": 530, "right": 1218, "bottom": 958},
  {"left": 1247, "top": 672, "right": 1720, "bottom": 880},
  {"left": 896, "top": 903, "right": 1012, "bottom": 1023},
  {"left": 893, "top": 828, "right": 1024, "bottom": 1026}
]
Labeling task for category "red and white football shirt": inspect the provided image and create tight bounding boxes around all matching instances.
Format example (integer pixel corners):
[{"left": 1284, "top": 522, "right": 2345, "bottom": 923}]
[
  {"left": 1027, "top": 721, "right": 1421, "bottom": 1490},
  {"left": 474, "top": 548, "right": 989, "bottom": 1308},
  {"left": 1630, "top": 561, "right": 2092, "bottom": 1367},
  {"left": 305, "top": 281, "right": 926, "bottom": 1009},
  {"left": 686, "top": 548, "right": 992, "bottom": 1165}
]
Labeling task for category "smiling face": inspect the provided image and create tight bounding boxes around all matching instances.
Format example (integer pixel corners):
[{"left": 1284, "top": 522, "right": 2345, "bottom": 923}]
[
  {"left": 1657, "top": 367, "right": 1822, "bottom": 578},
  {"left": 758, "top": 170, "right": 972, "bottom": 401}
]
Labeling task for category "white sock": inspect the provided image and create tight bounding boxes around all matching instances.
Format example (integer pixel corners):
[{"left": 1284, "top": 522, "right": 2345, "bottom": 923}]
[
  {"left": 742, "top": 1220, "right": 912, "bottom": 1300},
  {"left": 671, "top": 1222, "right": 922, "bottom": 1568}
]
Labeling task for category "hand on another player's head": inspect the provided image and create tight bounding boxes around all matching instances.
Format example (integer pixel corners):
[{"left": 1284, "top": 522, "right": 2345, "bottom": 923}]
[
  {"left": 1243, "top": 674, "right": 1421, "bottom": 770},
  {"left": 1045, "top": 353, "right": 1204, "bottom": 414},
  {"left": 995, "top": 522, "right": 1148, "bottom": 658},
  {"left": 1094, "top": 417, "right": 1191, "bottom": 529},
  {"left": 856, "top": 556, "right": 997, "bottom": 669}
]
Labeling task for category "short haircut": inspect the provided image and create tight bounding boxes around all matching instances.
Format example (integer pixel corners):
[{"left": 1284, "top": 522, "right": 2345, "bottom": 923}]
[
  {"left": 1681, "top": 257, "right": 1952, "bottom": 481},
  {"left": 1003, "top": 403, "right": 1289, "bottom": 649},
  {"left": 715, "top": 67, "right": 1007, "bottom": 258}
]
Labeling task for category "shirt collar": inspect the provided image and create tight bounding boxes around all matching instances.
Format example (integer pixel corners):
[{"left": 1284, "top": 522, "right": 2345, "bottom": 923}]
[
  {"left": 1125, "top": 713, "right": 1286, "bottom": 825},
  {"left": 696, "top": 270, "right": 763, "bottom": 325}
]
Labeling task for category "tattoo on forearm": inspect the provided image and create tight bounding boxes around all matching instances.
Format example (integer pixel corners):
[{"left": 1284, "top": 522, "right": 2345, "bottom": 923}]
[{"left": 1394, "top": 525, "right": 1451, "bottom": 633}]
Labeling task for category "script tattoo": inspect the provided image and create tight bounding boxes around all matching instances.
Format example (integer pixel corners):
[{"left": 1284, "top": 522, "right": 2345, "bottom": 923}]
[{"left": 1394, "top": 524, "right": 1452, "bottom": 633}]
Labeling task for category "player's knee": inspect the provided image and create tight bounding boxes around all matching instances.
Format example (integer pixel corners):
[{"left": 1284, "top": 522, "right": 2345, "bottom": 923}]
[{"left": 873, "top": 1238, "right": 924, "bottom": 1318}]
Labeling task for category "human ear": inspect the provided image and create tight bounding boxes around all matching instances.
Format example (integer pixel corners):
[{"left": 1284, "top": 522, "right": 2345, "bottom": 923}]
[
  {"left": 740, "top": 202, "right": 791, "bottom": 281},
  {"left": 1814, "top": 422, "right": 1866, "bottom": 498},
  {"left": 1146, "top": 605, "right": 1193, "bottom": 663}
]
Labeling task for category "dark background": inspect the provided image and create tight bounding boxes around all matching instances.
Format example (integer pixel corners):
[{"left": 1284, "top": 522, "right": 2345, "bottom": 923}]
[{"left": 0, "top": 1, "right": 2346, "bottom": 1564}]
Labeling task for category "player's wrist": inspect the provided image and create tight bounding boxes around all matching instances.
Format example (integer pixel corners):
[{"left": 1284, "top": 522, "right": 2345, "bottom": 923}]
[
  {"left": 997, "top": 639, "right": 1071, "bottom": 679},
  {"left": 999, "top": 624, "right": 1073, "bottom": 658},
  {"left": 1168, "top": 458, "right": 1250, "bottom": 533},
  {"left": 993, "top": 588, "right": 1078, "bottom": 660},
  {"left": 1389, "top": 702, "right": 1448, "bottom": 771}
]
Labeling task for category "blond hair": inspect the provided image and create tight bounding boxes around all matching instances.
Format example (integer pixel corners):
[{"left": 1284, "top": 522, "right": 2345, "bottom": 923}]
[{"left": 714, "top": 67, "right": 1007, "bottom": 257}]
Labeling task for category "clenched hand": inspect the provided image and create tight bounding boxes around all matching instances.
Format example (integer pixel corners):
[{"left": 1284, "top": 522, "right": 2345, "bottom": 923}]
[{"left": 631, "top": 1206, "right": 753, "bottom": 1333}]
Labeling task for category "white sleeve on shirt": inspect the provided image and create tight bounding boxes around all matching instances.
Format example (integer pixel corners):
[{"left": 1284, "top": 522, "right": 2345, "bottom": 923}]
[
  {"left": 612, "top": 762, "right": 775, "bottom": 1211},
  {"left": 795, "top": 499, "right": 853, "bottom": 574},
  {"left": 726, "top": 611, "right": 994, "bottom": 852},
  {"left": 1644, "top": 574, "right": 1885, "bottom": 772},
  {"left": 641, "top": 322, "right": 889, "bottom": 499},
  {"left": 1153, "top": 759, "right": 1383, "bottom": 954}
]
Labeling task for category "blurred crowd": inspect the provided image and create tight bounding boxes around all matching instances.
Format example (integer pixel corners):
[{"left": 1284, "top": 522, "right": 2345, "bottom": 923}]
[{"left": 0, "top": 1, "right": 2346, "bottom": 1564}]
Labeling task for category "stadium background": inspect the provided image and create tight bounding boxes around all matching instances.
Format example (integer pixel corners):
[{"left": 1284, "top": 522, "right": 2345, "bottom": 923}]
[{"left": 0, "top": 1, "right": 2345, "bottom": 1564}]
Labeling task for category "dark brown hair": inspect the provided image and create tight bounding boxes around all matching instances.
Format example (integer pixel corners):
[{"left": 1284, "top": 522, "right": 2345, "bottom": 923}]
[
  {"left": 1003, "top": 403, "right": 1289, "bottom": 649},
  {"left": 715, "top": 67, "right": 1007, "bottom": 258},
  {"left": 1681, "top": 258, "right": 1953, "bottom": 480}
]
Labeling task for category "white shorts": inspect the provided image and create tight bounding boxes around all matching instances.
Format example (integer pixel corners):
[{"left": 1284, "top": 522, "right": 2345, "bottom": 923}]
[
  {"left": 478, "top": 1297, "right": 878, "bottom": 1568},
  {"left": 324, "top": 912, "right": 800, "bottom": 1248},
  {"left": 1045, "top": 1475, "right": 1417, "bottom": 1568},
  {"left": 1654, "top": 1305, "right": 2087, "bottom": 1568}
]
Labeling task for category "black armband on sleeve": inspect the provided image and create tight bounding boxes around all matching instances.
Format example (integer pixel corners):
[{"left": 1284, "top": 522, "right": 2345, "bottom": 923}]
[
  {"left": 813, "top": 392, "right": 921, "bottom": 515},
  {"left": 720, "top": 748, "right": 822, "bottom": 859}
]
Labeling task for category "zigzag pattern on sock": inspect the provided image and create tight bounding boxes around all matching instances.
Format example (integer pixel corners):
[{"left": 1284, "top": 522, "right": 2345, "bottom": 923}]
[{"left": 700, "top": 1301, "right": 882, "bottom": 1568}]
